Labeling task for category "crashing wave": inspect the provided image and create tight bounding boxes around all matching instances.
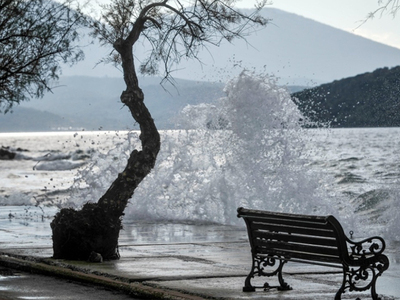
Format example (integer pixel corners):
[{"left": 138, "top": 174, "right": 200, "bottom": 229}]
[
  {"left": 33, "top": 160, "right": 86, "bottom": 171},
  {"left": 64, "top": 72, "right": 400, "bottom": 241},
  {"left": 124, "top": 72, "right": 341, "bottom": 223}
]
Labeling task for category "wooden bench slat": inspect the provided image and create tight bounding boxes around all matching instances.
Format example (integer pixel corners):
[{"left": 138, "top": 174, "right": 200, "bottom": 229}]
[
  {"left": 238, "top": 210, "right": 328, "bottom": 223},
  {"left": 244, "top": 215, "right": 333, "bottom": 230},
  {"left": 250, "top": 222, "right": 337, "bottom": 238},
  {"left": 253, "top": 230, "right": 339, "bottom": 247},
  {"left": 256, "top": 246, "right": 343, "bottom": 264},
  {"left": 254, "top": 238, "right": 341, "bottom": 257}
]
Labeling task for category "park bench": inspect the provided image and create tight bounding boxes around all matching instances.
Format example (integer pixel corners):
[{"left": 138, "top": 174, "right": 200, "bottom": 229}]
[{"left": 237, "top": 207, "right": 389, "bottom": 300}]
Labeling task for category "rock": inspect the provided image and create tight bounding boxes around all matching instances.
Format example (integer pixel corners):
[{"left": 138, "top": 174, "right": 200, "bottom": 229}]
[
  {"left": 88, "top": 251, "right": 103, "bottom": 263},
  {"left": 0, "top": 147, "right": 16, "bottom": 160}
]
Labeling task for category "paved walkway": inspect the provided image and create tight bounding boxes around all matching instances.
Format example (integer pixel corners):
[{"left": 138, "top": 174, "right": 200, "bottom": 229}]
[
  {"left": 0, "top": 206, "right": 399, "bottom": 299},
  {"left": 0, "top": 266, "right": 143, "bottom": 300}
]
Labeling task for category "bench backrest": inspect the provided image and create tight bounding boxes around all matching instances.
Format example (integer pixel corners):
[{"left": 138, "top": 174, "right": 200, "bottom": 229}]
[{"left": 237, "top": 207, "right": 347, "bottom": 266}]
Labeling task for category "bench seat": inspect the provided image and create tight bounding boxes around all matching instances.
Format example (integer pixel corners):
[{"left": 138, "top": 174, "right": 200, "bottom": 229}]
[{"left": 237, "top": 207, "right": 389, "bottom": 300}]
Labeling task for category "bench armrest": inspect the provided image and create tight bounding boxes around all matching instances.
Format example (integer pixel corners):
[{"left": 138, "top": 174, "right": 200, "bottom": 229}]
[{"left": 346, "top": 236, "right": 386, "bottom": 259}]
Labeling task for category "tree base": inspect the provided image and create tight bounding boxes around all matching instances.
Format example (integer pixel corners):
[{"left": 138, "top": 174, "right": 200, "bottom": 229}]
[{"left": 50, "top": 203, "right": 121, "bottom": 261}]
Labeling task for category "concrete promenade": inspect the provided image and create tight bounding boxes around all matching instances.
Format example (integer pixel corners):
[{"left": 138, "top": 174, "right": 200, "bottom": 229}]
[{"left": 0, "top": 206, "right": 399, "bottom": 299}]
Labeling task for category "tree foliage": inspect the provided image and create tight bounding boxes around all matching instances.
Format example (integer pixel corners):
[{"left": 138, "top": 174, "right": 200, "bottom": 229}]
[
  {"left": 357, "top": 0, "right": 400, "bottom": 28},
  {"left": 0, "top": 0, "right": 85, "bottom": 113},
  {"left": 91, "top": 0, "right": 268, "bottom": 79},
  {"left": 371, "top": 0, "right": 400, "bottom": 18}
]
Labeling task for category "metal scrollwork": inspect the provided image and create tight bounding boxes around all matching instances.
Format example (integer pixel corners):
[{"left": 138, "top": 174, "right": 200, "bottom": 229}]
[
  {"left": 256, "top": 255, "right": 280, "bottom": 276},
  {"left": 347, "top": 236, "right": 386, "bottom": 260},
  {"left": 336, "top": 255, "right": 389, "bottom": 300},
  {"left": 243, "top": 254, "right": 292, "bottom": 292}
]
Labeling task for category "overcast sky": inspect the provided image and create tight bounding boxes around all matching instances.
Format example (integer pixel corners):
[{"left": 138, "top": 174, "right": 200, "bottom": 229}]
[
  {"left": 238, "top": 0, "right": 400, "bottom": 49},
  {"left": 67, "top": 0, "right": 400, "bottom": 79},
  {"left": 85, "top": 0, "right": 400, "bottom": 49}
]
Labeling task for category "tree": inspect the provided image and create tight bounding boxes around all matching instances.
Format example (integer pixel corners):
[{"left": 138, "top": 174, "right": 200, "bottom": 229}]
[
  {"left": 357, "top": 0, "right": 400, "bottom": 28},
  {"left": 50, "top": 0, "right": 268, "bottom": 260},
  {"left": 371, "top": 0, "right": 400, "bottom": 17},
  {"left": 0, "top": 0, "right": 85, "bottom": 113}
]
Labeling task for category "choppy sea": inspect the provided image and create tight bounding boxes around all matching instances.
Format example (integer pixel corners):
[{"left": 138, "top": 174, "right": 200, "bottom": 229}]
[
  {"left": 0, "top": 74, "right": 399, "bottom": 248},
  {"left": 1, "top": 127, "right": 399, "bottom": 241}
]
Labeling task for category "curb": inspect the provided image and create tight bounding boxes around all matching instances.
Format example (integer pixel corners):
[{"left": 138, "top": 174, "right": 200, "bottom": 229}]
[{"left": 0, "top": 253, "right": 210, "bottom": 300}]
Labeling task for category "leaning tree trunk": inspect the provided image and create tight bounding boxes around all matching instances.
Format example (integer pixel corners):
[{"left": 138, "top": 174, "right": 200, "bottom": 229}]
[{"left": 51, "top": 33, "right": 160, "bottom": 260}]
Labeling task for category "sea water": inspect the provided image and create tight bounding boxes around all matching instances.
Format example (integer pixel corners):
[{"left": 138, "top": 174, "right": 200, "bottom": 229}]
[{"left": 0, "top": 72, "right": 399, "bottom": 245}]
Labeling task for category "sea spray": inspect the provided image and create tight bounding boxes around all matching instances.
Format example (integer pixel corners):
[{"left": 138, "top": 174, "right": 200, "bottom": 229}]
[
  {"left": 126, "top": 71, "right": 346, "bottom": 224},
  {"left": 2, "top": 127, "right": 398, "bottom": 241},
  {"left": 66, "top": 131, "right": 140, "bottom": 208},
  {"left": 63, "top": 72, "right": 364, "bottom": 232}
]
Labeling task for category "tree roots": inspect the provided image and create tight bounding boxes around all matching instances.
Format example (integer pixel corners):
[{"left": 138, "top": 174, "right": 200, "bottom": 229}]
[{"left": 50, "top": 203, "right": 122, "bottom": 261}]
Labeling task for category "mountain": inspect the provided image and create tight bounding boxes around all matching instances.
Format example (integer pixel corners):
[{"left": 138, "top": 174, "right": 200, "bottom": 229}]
[
  {"left": 3, "top": 7, "right": 400, "bottom": 132},
  {"left": 0, "top": 107, "right": 74, "bottom": 132},
  {"left": 4, "top": 76, "right": 225, "bottom": 131},
  {"left": 0, "top": 75, "right": 308, "bottom": 132},
  {"left": 292, "top": 66, "right": 400, "bottom": 127},
  {"left": 62, "top": 8, "right": 400, "bottom": 86}
]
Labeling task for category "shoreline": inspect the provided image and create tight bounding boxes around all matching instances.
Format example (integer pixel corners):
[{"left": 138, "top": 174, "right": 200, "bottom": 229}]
[{"left": 0, "top": 206, "right": 399, "bottom": 300}]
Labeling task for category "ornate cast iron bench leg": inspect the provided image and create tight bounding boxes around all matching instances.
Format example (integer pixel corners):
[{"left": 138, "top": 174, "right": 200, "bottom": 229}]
[
  {"left": 335, "top": 256, "right": 389, "bottom": 300},
  {"left": 243, "top": 254, "right": 292, "bottom": 292},
  {"left": 243, "top": 271, "right": 256, "bottom": 292}
]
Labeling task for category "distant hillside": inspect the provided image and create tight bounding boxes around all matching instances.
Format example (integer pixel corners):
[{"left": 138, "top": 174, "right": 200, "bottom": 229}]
[
  {"left": 292, "top": 66, "right": 400, "bottom": 127},
  {"left": 64, "top": 8, "right": 400, "bottom": 86},
  {"left": 4, "top": 6, "right": 400, "bottom": 131},
  {"left": 2, "top": 76, "right": 225, "bottom": 132},
  {"left": 4, "top": 66, "right": 400, "bottom": 132},
  {"left": 0, "top": 75, "right": 306, "bottom": 132},
  {"left": 0, "top": 107, "right": 75, "bottom": 132}
]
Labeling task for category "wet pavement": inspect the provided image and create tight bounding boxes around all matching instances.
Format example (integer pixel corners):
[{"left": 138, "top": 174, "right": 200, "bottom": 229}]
[
  {"left": 0, "top": 206, "right": 399, "bottom": 299},
  {"left": 0, "top": 266, "right": 142, "bottom": 300}
]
